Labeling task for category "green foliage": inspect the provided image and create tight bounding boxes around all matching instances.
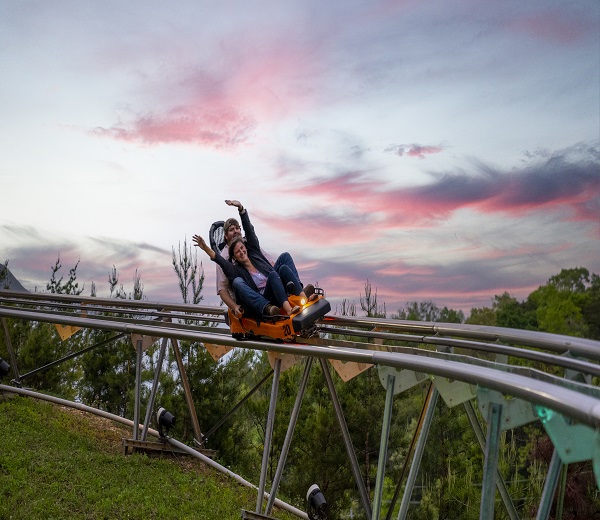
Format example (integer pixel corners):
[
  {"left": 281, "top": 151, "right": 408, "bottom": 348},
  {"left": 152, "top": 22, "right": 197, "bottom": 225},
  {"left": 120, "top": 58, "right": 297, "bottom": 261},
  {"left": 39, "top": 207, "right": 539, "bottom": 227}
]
[
  {"left": 172, "top": 237, "right": 204, "bottom": 305},
  {"left": 360, "top": 280, "right": 386, "bottom": 318},
  {"left": 46, "top": 255, "right": 84, "bottom": 295},
  {"left": 393, "top": 300, "right": 465, "bottom": 323},
  {"left": 528, "top": 267, "right": 591, "bottom": 336}
]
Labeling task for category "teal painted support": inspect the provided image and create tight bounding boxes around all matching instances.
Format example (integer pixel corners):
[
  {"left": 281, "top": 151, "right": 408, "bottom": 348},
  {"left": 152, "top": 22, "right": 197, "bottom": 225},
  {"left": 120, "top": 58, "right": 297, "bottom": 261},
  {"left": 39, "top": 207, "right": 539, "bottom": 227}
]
[
  {"left": 397, "top": 387, "right": 439, "bottom": 519},
  {"left": 373, "top": 374, "right": 396, "bottom": 520},
  {"left": 256, "top": 358, "right": 281, "bottom": 515},
  {"left": 594, "top": 430, "right": 600, "bottom": 489},
  {"left": 265, "top": 357, "right": 313, "bottom": 516},
  {"left": 535, "top": 406, "right": 595, "bottom": 464},
  {"left": 479, "top": 402, "right": 502, "bottom": 520},
  {"left": 463, "top": 401, "right": 520, "bottom": 520},
  {"left": 536, "top": 451, "right": 563, "bottom": 520}
]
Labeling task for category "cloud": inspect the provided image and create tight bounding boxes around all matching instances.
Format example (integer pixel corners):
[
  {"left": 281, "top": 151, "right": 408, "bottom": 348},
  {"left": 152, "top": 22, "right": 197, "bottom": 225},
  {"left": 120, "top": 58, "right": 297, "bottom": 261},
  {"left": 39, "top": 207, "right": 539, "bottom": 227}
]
[
  {"left": 385, "top": 143, "right": 444, "bottom": 159},
  {"left": 274, "top": 142, "right": 600, "bottom": 238},
  {"left": 506, "top": 9, "right": 598, "bottom": 45},
  {"left": 91, "top": 106, "right": 256, "bottom": 148}
]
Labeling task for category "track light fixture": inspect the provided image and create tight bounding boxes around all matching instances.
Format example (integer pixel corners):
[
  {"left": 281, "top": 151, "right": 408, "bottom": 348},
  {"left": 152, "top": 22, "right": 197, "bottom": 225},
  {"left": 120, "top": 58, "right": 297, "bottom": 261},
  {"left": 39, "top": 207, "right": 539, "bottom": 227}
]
[
  {"left": 0, "top": 358, "right": 10, "bottom": 380},
  {"left": 307, "top": 484, "right": 327, "bottom": 520},
  {"left": 157, "top": 407, "right": 175, "bottom": 438}
]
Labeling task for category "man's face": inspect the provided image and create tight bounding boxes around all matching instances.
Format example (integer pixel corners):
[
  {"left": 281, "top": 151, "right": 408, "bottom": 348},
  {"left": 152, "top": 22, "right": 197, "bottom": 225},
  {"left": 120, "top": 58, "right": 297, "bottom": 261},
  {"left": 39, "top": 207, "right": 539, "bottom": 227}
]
[{"left": 225, "top": 224, "right": 242, "bottom": 244}]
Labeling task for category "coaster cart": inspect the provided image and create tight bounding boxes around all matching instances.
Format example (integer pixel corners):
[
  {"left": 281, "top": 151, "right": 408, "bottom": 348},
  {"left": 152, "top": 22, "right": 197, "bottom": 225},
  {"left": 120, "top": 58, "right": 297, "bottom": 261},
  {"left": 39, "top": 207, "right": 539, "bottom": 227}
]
[{"left": 209, "top": 221, "right": 331, "bottom": 341}]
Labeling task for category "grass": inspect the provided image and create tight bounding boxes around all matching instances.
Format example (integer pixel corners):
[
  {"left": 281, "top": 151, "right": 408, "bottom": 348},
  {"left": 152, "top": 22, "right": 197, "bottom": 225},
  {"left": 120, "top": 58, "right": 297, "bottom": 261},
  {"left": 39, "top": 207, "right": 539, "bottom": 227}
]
[{"left": 0, "top": 393, "right": 300, "bottom": 520}]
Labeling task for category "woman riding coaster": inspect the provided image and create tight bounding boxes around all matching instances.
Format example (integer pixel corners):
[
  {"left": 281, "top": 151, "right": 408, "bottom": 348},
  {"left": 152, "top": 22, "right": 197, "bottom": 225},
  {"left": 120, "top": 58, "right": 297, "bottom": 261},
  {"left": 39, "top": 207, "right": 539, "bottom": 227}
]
[{"left": 193, "top": 201, "right": 315, "bottom": 318}]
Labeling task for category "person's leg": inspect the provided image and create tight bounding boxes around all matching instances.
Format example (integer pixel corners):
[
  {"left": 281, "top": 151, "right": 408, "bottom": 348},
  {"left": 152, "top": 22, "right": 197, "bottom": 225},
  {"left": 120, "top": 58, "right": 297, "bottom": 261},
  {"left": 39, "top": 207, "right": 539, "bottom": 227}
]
[
  {"left": 232, "top": 277, "right": 271, "bottom": 318},
  {"left": 263, "top": 271, "right": 300, "bottom": 315},
  {"left": 273, "top": 252, "right": 302, "bottom": 287},
  {"left": 262, "top": 271, "right": 288, "bottom": 307},
  {"left": 277, "top": 264, "right": 303, "bottom": 296}
]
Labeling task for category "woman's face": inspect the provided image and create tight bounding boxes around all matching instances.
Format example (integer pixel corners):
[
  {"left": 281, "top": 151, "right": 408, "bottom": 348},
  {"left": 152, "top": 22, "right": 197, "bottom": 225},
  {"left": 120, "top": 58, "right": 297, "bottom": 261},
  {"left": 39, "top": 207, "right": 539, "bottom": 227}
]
[{"left": 232, "top": 241, "right": 248, "bottom": 263}]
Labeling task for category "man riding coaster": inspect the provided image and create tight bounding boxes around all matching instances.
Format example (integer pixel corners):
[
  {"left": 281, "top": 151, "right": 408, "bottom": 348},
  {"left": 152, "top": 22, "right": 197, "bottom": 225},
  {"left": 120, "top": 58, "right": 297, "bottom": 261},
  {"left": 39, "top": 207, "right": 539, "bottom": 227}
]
[{"left": 193, "top": 199, "right": 316, "bottom": 321}]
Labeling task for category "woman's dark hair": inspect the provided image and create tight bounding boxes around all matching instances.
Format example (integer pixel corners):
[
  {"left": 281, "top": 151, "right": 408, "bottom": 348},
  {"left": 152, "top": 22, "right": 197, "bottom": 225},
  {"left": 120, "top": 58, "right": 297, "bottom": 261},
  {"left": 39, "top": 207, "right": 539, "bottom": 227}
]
[{"left": 228, "top": 237, "right": 246, "bottom": 263}]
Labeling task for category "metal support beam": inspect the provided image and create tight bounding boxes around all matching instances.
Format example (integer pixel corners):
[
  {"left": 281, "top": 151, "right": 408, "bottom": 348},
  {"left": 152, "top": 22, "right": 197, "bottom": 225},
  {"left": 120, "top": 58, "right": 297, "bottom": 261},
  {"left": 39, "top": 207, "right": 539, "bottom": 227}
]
[
  {"left": 479, "top": 402, "right": 502, "bottom": 520},
  {"left": 133, "top": 339, "right": 143, "bottom": 441},
  {"left": 265, "top": 357, "right": 313, "bottom": 516},
  {"left": 141, "top": 336, "right": 169, "bottom": 441},
  {"left": 170, "top": 337, "right": 203, "bottom": 445},
  {"left": 18, "top": 332, "right": 126, "bottom": 382},
  {"left": 536, "top": 450, "right": 563, "bottom": 520},
  {"left": 397, "top": 387, "right": 439, "bottom": 519},
  {"left": 463, "top": 401, "right": 520, "bottom": 520},
  {"left": 373, "top": 373, "right": 396, "bottom": 520},
  {"left": 385, "top": 382, "right": 434, "bottom": 520},
  {"left": 203, "top": 369, "right": 274, "bottom": 444},
  {"left": 256, "top": 357, "right": 281, "bottom": 515},
  {"left": 1, "top": 317, "right": 20, "bottom": 383},
  {"left": 320, "top": 357, "right": 372, "bottom": 520}
]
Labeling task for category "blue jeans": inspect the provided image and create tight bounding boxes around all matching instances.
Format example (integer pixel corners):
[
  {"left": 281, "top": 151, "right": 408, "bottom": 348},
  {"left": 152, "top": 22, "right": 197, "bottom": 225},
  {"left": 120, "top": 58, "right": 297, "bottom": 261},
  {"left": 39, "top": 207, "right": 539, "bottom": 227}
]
[
  {"left": 232, "top": 271, "right": 288, "bottom": 318},
  {"left": 273, "top": 252, "right": 303, "bottom": 295}
]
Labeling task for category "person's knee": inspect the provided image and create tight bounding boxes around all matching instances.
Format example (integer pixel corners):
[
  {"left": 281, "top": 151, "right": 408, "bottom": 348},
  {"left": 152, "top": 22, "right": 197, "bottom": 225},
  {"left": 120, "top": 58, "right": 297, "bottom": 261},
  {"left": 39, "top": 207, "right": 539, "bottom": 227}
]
[
  {"left": 266, "top": 271, "right": 280, "bottom": 284},
  {"left": 279, "top": 265, "right": 293, "bottom": 278},
  {"left": 232, "top": 277, "right": 245, "bottom": 290}
]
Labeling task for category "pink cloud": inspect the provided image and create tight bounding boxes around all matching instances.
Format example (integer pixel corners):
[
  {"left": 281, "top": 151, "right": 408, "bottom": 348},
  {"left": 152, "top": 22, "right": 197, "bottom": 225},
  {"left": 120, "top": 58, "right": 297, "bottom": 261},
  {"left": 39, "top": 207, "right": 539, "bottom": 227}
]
[
  {"left": 92, "top": 32, "right": 326, "bottom": 148},
  {"left": 92, "top": 106, "right": 256, "bottom": 148},
  {"left": 273, "top": 145, "right": 600, "bottom": 241},
  {"left": 385, "top": 143, "right": 444, "bottom": 159}
]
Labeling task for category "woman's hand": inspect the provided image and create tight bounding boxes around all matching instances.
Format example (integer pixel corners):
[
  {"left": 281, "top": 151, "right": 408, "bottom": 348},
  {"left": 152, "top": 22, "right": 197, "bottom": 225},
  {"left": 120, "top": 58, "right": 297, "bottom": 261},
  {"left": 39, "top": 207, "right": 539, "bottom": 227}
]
[
  {"left": 225, "top": 199, "right": 244, "bottom": 212},
  {"left": 192, "top": 235, "right": 215, "bottom": 259}
]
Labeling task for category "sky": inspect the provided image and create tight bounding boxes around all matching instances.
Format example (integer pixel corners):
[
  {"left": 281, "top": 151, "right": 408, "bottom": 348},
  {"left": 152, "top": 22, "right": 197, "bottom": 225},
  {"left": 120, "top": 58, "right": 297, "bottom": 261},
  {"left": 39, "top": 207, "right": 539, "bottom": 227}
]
[{"left": 1, "top": 0, "right": 599, "bottom": 317}]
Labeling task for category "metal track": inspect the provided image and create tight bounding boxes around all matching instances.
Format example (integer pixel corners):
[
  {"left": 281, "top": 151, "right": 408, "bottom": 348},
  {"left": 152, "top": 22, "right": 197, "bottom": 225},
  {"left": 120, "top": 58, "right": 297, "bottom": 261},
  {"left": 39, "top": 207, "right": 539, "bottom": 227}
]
[{"left": 1, "top": 290, "right": 599, "bottom": 519}]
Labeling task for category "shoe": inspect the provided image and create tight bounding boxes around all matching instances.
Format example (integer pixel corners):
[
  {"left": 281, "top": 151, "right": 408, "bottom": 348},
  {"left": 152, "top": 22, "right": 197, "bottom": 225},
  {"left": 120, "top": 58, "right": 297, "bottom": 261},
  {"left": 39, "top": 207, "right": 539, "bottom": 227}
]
[
  {"left": 289, "top": 305, "right": 301, "bottom": 315},
  {"left": 285, "top": 281, "right": 295, "bottom": 296},
  {"left": 303, "top": 284, "right": 318, "bottom": 301},
  {"left": 265, "top": 304, "right": 280, "bottom": 317}
]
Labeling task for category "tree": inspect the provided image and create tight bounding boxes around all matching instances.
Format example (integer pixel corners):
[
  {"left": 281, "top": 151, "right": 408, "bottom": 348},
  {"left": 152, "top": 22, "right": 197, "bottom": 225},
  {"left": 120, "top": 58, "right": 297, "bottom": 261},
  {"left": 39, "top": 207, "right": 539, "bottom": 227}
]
[
  {"left": 46, "top": 255, "right": 84, "bottom": 295},
  {"left": 528, "top": 268, "right": 591, "bottom": 336},
  {"left": 172, "top": 237, "right": 204, "bottom": 305},
  {"left": 393, "top": 300, "right": 464, "bottom": 323},
  {"left": 77, "top": 266, "right": 145, "bottom": 414},
  {"left": 360, "top": 280, "right": 386, "bottom": 318}
]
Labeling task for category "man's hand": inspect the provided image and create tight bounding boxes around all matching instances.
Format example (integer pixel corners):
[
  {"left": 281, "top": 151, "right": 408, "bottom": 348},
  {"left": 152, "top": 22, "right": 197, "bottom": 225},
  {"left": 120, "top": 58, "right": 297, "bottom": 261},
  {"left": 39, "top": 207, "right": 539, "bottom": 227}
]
[{"left": 233, "top": 304, "right": 244, "bottom": 319}]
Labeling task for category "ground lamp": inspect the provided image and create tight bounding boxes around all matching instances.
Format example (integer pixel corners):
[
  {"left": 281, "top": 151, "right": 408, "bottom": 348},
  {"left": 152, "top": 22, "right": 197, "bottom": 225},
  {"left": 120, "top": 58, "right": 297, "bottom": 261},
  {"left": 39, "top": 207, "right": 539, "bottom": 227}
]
[
  {"left": 157, "top": 407, "right": 175, "bottom": 438},
  {"left": 306, "top": 484, "right": 328, "bottom": 520},
  {"left": 0, "top": 359, "right": 10, "bottom": 380}
]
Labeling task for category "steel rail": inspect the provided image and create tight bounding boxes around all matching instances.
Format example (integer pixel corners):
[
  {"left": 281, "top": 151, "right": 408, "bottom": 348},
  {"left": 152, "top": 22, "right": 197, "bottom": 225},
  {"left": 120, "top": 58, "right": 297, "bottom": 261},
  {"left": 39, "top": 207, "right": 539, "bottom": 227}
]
[
  {"left": 1, "top": 305, "right": 600, "bottom": 428},
  {"left": 320, "top": 315, "right": 600, "bottom": 361},
  {"left": 3, "top": 289, "right": 598, "bottom": 360},
  {"left": 3, "top": 293, "right": 599, "bottom": 378}
]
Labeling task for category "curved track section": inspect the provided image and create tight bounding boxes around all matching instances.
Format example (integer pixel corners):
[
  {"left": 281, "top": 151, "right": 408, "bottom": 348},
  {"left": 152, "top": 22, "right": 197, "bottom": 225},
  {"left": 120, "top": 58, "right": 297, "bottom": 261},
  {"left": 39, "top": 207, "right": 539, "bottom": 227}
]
[{"left": 1, "top": 290, "right": 599, "bottom": 519}]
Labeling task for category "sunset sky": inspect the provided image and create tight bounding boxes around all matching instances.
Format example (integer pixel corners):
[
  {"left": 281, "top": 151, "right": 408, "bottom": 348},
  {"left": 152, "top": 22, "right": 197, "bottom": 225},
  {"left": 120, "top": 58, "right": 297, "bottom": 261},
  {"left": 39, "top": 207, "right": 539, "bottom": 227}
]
[{"left": 1, "top": 0, "right": 599, "bottom": 316}]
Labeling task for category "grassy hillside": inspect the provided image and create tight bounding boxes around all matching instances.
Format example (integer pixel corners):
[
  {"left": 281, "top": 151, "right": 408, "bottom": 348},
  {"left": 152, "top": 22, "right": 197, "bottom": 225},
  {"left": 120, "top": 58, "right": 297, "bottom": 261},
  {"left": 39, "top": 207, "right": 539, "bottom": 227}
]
[{"left": 0, "top": 393, "right": 299, "bottom": 520}]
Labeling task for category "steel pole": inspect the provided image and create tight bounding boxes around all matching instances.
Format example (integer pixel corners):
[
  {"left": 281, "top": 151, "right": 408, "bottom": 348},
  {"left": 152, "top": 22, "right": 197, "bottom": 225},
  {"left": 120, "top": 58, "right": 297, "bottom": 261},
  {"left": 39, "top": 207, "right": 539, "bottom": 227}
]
[
  {"left": 256, "top": 357, "right": 281, "bottom": 514},
  {"left": 141, "top": 336, "right": 169, "bottom": 441},
  {"left": 397, "top": 387, "right": 439, "bottom": 519},
  {"left": 479, "top": 402, "right": 503, "bottom": 520},
  {"left": 320, "top": 357, "right": 373, "bottom": 520},
  {"left": 265, "top": 357, "right": 313, "bottom": 516},
  {"left": 373, "top": 373, "right": 396, "bottom": 520}
]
